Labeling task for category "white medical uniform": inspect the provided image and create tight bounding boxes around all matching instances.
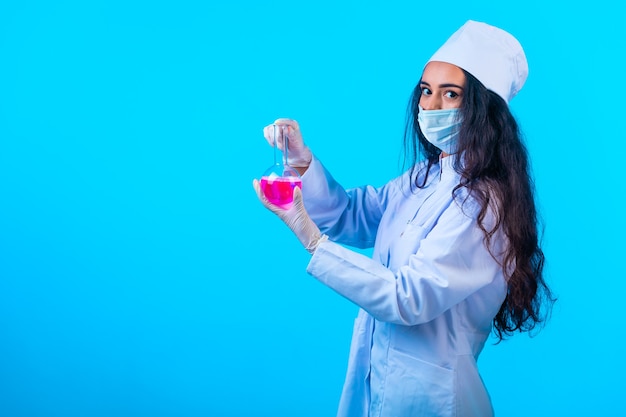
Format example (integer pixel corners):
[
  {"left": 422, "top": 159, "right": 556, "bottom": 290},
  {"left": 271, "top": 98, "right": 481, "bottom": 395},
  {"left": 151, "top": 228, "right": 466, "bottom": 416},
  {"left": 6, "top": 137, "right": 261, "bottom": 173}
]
[{"left": 302, "top": 155, "right": 508, "bottom": 417}]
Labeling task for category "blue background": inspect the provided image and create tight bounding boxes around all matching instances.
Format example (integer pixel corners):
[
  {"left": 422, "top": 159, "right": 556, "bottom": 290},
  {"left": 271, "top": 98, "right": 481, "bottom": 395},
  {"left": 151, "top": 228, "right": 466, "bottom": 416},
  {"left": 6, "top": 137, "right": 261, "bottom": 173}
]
[{"left": 1, "top": 1, "right": 623, "bottom": 416}]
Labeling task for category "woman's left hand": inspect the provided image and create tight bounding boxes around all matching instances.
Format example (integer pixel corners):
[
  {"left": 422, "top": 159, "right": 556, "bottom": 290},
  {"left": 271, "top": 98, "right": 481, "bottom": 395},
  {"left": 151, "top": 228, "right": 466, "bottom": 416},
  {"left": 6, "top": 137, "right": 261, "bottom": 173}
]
[{"left": 252, "top": 179, "right": 326, "bottom": 254}]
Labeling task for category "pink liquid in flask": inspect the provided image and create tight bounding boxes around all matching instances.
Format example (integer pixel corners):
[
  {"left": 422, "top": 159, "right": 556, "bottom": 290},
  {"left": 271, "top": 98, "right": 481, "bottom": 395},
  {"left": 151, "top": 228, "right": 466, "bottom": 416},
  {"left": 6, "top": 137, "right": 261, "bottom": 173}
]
[{"left": 260, "top": 176, "right": 302, "bottom": 209}]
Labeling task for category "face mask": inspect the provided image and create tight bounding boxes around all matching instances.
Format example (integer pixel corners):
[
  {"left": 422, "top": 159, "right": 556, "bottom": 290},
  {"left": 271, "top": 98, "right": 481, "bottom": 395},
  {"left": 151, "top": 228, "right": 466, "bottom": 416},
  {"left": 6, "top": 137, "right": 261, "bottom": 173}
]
[{"left": 417, "top": 105, "right": 462, "bottom": 154}]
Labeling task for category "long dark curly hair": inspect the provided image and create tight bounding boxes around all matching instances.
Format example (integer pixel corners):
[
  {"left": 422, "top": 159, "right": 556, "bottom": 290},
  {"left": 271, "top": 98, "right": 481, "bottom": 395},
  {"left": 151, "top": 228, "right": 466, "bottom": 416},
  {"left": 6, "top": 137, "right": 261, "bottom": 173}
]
[{"left": 403, "top": 70, "right": 556, "bottom": 341}]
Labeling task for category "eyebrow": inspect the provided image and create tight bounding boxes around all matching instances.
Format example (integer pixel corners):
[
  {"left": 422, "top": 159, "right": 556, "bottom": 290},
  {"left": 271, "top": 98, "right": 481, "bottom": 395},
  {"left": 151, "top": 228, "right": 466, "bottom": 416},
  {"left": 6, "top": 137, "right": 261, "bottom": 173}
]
[{"left": 420, "top": 81, "right": 464, "bottom": 90}]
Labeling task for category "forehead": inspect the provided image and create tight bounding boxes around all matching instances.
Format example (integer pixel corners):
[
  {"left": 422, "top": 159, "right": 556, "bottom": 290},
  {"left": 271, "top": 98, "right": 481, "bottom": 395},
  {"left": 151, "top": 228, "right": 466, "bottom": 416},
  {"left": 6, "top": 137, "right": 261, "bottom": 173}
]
[{"left": 421, "top": 61, "right": 466, "bottom": 86}]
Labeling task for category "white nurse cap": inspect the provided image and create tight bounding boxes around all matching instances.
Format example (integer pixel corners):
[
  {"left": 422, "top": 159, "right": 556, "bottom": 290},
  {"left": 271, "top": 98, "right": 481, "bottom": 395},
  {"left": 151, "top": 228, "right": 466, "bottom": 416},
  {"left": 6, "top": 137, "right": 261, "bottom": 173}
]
[{"left": 427, "top": 20, "right": 528, "bottom": 103}]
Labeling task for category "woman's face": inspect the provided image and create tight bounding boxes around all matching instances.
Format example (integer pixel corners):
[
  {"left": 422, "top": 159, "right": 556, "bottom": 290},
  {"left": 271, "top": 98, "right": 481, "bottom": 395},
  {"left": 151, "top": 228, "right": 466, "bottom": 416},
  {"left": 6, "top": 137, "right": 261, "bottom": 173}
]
[{"left": 419, "top": 61, "right": 466, "bottom": 110}]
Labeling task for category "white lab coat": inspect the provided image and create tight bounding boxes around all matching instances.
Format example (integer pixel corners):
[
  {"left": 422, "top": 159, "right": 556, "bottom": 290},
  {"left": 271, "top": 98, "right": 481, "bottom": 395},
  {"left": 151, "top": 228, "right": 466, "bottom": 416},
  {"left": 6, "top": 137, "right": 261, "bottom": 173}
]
[{"left": 302, "top": 155, "right": 507, "bottom": 417}]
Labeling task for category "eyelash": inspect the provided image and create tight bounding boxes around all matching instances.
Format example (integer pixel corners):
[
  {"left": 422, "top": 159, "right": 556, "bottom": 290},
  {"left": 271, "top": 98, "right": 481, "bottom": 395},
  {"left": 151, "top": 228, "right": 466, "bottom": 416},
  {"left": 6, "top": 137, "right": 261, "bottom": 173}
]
[{"left": 421, "top": 87, "right": 459, "bottom": 99}]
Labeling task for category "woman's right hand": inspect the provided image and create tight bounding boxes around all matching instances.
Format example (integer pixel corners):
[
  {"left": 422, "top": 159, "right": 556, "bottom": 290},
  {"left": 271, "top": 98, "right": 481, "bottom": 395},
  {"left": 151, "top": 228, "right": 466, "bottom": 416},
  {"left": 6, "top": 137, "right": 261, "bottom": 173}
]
[{"left": 262, "top": 118, "right": 312, "bottom": 169}]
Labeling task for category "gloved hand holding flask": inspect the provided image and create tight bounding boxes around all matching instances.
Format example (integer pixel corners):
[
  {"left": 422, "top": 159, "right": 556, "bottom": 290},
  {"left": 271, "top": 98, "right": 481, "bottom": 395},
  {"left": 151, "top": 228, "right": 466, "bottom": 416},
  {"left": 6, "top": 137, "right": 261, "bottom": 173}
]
[
  {"left": 256, "top": 118, "right": 326, "bottom": 253},
  {"left": 262, "top": 118, "right": 312, "bottom": 170},
  {"left": 252, "top": 178, "right": 327, "bottom": 254},
  {"left": 259, "top": 118, "right": 312, "bottom": 210}
]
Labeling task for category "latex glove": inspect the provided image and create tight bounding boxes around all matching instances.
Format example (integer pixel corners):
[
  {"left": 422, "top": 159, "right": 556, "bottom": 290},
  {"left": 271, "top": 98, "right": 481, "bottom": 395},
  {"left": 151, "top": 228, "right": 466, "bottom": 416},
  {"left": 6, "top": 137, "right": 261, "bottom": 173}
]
[
  {"left": 263, "top": 118, "right": 312, "bottom": 168},
  {"left": 253, "top": 179, "right": 327, "bottom": 254}
]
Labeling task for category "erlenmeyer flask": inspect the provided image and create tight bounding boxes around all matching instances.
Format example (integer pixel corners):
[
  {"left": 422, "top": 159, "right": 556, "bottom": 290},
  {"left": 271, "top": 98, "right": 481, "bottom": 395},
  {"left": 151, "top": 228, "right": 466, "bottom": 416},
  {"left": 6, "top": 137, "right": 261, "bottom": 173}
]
[{"left": 260, "top": 124, "right": 302, "bottom": 209}]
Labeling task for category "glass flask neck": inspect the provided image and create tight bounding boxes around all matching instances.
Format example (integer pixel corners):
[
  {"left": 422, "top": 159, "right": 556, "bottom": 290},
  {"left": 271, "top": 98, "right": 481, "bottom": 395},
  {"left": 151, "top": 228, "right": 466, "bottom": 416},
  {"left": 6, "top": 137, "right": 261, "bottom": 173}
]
[{"left": 273, "top": 124, "right": 290, "bottom": 167}]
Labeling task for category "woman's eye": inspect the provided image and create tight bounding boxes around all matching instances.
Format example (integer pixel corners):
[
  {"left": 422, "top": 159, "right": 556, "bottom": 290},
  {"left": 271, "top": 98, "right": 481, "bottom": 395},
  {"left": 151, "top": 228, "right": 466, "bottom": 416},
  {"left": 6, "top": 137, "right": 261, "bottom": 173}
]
[
  {"left": 421, "top": 87, "right": 432, "bottom": 96},
  {"left": 445, "top": 91, "right": 459, "bottom": 99}
]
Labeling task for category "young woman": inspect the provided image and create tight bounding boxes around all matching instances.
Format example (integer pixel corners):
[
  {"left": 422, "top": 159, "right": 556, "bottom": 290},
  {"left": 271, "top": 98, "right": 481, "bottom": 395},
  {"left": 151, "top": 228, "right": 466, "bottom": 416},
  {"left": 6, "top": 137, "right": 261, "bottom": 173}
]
[{"left": 253, "top": 20, "right": 555, "bottom": 417}]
